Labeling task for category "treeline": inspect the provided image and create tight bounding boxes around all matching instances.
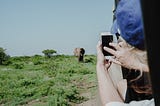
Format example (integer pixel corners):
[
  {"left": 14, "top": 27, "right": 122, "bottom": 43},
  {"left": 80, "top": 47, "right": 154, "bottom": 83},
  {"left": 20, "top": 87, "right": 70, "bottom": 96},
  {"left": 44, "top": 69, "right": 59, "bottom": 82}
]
[{"left": 0, "top": 47, "right": 57, "bottom": 66}]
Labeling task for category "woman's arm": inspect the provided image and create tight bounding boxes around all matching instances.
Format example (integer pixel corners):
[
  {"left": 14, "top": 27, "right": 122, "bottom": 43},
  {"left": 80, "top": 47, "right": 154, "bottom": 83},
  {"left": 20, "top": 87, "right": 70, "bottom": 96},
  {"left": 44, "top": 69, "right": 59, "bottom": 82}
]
[{"left": 96, "top": 41, "right": 123, "bottom": 106}]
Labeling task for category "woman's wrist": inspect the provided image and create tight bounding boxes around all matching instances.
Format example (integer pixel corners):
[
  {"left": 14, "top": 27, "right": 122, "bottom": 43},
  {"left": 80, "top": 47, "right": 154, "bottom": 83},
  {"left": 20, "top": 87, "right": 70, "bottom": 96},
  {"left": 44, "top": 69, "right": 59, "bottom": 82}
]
[
  {"left": 96, "top": 63, "right": 109, "bottom": 74},
  {"left": 96, "top": 62, "right": 105, "bottom": 67}
]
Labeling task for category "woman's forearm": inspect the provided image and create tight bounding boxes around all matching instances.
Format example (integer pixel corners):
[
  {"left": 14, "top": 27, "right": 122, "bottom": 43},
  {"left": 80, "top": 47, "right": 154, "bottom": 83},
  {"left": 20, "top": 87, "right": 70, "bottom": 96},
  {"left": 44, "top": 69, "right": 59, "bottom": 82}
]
[{"left": 96, "top": 64, "right": 123, "bottom": 106}]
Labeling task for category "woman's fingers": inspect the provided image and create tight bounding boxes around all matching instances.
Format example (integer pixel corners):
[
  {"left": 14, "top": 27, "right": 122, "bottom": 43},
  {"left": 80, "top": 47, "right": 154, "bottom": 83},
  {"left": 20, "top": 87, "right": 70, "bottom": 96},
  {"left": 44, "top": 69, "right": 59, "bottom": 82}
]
[
  {"left": 97, "top": 41, "right": 102, "bottom": 53},
  {"left": 103, "top": 46, "right": 122, "bottom": 65},
  {"left": 109, "top": 42, "right": 120, "bottom": 50},
  {"left": 96, "top": 41, "right": 105, "bottom": 64},
  {"left": 104, "top": 60, "right": 112, "bottom": 70},
  {"left": 109, "top": 57, "right": 122, "bottom": 65},
  {"left": 104, "top": 46, "right": 117, "bottom": 56},
  {"left": 97, "top": 41, "right": 122, "bottom": 66}
]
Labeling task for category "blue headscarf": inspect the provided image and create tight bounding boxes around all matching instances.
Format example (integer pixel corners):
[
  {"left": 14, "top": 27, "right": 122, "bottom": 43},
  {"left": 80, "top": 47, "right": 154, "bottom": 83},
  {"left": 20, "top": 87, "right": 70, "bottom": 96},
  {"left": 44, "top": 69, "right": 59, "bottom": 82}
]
[{"left": 111, "top": 0, "right": 145, "bottom": 50}]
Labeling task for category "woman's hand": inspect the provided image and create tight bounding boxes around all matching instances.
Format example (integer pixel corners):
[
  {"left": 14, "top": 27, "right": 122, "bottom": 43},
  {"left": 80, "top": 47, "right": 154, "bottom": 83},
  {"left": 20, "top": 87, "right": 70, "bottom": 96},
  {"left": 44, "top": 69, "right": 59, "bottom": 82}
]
[
  {"left": 103, "top": 41, "right": 148, "bottom": 71},
  {"left": 96, "top": 41, "right": 111, "bottom": 71}
]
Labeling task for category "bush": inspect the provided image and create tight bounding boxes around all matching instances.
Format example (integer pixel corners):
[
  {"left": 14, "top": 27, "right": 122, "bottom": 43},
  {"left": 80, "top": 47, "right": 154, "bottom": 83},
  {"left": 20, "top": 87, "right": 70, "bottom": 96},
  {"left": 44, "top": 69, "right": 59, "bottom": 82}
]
[
  {"left": 84, "top": 57, "right": 95, "bottom": 63},
  {"left": 2, "top": 59, "right": 12, "bottom": 65},
  {"left": 13, "top": 63, "right": 24, "bottom": 69},
  {"left": 33, "top": 60, "right": 43, "bottom": 65},
  {"left": 0, "top": 47, "right": 10, "bottom": 65}
]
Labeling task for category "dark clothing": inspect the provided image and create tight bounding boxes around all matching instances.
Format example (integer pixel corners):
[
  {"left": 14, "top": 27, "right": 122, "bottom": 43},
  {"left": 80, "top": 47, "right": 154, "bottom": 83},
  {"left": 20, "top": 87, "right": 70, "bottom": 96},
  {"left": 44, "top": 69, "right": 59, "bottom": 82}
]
[{"left": 121, "top": 67, "right": 153, "bottom": 103}]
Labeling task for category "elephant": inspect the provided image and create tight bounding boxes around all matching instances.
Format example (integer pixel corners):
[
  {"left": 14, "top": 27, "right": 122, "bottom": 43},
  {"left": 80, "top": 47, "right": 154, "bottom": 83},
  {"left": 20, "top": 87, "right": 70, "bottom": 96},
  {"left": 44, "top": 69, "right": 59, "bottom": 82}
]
[{"left": 73, "top": 48, "right": 85, "bottom": 62}]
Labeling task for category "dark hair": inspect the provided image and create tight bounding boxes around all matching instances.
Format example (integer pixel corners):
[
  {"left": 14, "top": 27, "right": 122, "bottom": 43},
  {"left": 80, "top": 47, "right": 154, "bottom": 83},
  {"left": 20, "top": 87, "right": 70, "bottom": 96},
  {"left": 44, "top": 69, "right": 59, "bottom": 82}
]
[
  {"left": 129, "top": 71, "right": 152, "bottom": 95},
  {"left": 122, "top": 68, "right": 153, "bottom": 103}
]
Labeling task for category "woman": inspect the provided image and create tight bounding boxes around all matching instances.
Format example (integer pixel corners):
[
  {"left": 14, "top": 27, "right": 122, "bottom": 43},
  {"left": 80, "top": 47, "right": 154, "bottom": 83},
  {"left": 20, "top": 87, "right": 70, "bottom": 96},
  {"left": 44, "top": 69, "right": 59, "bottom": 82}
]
[
  {"left": 96, "top": 0, "right": 154, "bottom": 105},
  {"left": 96, "top": 41, "right": 154, "bottom": 106}
]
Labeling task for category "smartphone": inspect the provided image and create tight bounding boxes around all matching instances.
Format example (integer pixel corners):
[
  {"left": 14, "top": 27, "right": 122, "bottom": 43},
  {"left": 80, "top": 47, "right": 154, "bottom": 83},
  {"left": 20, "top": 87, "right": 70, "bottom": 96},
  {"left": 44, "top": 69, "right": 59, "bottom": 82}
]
[{"left": 101, "top": 32, "right": 117, "bottom": 56}]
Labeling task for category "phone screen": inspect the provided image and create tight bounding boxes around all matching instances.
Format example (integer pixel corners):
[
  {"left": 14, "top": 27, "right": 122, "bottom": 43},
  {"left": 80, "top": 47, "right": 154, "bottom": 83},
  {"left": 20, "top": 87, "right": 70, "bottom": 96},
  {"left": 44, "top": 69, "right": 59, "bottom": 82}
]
[{"left": 101, "top": 35, "right": 113, "bottom": 56}]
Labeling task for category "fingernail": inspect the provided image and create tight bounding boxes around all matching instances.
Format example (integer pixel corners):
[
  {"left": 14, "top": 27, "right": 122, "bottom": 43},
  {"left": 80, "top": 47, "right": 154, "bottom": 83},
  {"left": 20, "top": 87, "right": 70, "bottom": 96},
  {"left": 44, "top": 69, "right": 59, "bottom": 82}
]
[
  {"left": 104, "top": 47, "right": 107, "bottom": 49},
  {"left": 109, "top": 42, "right": 112, "bottom": 45}
]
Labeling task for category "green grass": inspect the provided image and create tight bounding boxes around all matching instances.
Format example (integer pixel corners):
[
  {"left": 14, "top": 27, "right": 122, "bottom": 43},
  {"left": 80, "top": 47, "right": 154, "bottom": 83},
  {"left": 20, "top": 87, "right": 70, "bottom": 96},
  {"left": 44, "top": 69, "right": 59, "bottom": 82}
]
[{"left": 0, "top": 55, "right": 98, "bottom": 106}]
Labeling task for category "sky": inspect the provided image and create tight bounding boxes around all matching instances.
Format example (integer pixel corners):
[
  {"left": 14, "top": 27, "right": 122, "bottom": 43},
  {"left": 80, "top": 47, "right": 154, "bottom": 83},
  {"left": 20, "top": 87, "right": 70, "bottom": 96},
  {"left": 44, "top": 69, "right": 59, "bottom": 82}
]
[{"left": 0, "top": 0, "right": 114, "bottom": 56}]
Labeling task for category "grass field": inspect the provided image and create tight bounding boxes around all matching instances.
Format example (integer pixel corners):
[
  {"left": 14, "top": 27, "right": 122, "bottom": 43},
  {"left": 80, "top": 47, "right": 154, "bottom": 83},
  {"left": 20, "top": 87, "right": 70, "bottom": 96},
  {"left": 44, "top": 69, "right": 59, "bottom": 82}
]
[{"left": 0, "top": 55, "right": 98, "bottom": 106}]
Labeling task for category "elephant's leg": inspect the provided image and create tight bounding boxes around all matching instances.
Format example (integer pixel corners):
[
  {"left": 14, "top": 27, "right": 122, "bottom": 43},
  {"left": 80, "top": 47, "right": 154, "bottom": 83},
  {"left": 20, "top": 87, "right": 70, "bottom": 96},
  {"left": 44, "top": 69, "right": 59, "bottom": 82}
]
[{"left": 79, "top": 55, "right": 84, "bottom": 62}]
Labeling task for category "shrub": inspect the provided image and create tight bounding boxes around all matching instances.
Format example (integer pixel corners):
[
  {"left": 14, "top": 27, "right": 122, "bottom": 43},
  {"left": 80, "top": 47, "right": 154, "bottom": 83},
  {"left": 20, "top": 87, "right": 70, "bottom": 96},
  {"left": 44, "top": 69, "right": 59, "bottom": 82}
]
[
  {"left": 13, "top": 63, "right": 24, "bottom": 69},
  {"left": 0, "top": 47, "right": 10, "bottom": 65},
  {"left": 2, "top": 59, "right": 12, "bottom": 65},
  {"left": 84, "top": 57, "right": 95, "bottom": 63},
  {"left": 33, "top": 60, "right": 43, "bottom": 65}
]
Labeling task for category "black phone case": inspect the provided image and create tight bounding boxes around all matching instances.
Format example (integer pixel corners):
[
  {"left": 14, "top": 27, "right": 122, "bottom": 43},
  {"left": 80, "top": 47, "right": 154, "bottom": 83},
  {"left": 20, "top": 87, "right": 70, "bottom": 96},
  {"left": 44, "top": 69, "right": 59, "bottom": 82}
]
[{"left": 101, "top": 35, "right": 113, "bottom": 56}]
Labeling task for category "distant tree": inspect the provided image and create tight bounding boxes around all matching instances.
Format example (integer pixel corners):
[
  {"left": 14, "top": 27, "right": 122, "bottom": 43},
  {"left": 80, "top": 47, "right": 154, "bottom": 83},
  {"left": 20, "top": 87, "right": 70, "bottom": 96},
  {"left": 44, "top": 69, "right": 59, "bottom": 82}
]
[
  {"left": 0, "top": 47, "right": 10, "bottom": 65},
  {"left": 42, "top": 49, "right": 57, "bottom": 58}
]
